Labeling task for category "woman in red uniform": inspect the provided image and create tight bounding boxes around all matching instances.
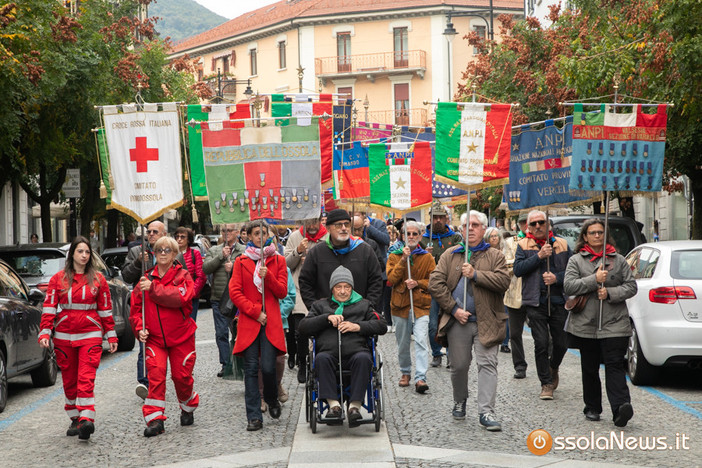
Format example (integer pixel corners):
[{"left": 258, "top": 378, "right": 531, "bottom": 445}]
[
  {"left": 130, "top": 236, "right": 198, "bottom": 437},
  {"left": 230, "top": 221, "right": 288, "bottom": 432},
  {"left": 38, "top": 236, "right": 118, "bottom": 441}
]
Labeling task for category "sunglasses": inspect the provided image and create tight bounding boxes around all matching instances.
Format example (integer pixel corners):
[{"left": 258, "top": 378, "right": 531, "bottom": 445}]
[
  {"left": 529, "top": 220, "right": 547, "bottom": 227},
  {"left": 155, "top": 248, "right": 173, "bottom": 255},
  {"left": 175, "top": 234, "right": 187, "bottom": 240},
  {"left": 147, "top": 229, "right": 161, "bottom": 235}
]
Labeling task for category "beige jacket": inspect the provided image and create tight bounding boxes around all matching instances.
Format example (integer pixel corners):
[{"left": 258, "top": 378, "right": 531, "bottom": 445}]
[{"left": 503, "top": 235, "right": 522, "bottom": 309}]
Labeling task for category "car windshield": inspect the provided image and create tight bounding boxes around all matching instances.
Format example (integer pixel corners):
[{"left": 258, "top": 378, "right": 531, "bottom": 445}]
[
  {"left": 553, "top": 221, "right": 635, "bottom": 254},
  {"left": 0, "top": 252, "right": 65, "bottom": 278},
  {"left": 670, "top": 250, "right": 702, "bottom": 279}
]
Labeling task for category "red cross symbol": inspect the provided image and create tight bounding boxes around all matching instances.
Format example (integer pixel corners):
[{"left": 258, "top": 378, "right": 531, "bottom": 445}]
[{"left": 129, "top": 137, "right": 159, "bottom": 173}]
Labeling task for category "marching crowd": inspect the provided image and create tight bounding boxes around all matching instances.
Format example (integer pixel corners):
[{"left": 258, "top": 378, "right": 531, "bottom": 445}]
[{"left": 36, "top": 205, "right": 637, "bottom": 440}]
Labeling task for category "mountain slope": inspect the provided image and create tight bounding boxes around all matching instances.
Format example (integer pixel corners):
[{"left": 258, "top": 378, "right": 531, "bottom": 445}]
[{"left": 150, "top": 0, "right": 228, "bottom": 44}]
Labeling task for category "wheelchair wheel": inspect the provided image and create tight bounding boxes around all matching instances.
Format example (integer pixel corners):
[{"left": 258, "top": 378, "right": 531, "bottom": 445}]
[
  {"left": 305, "top": 379, "right": 310, "bottom": 422},
  {"left": 374, "top": 394, "right": 381, "bottom": 432},
  {"left": 310, "top": 401, "right": 317, "bottom": 434}
]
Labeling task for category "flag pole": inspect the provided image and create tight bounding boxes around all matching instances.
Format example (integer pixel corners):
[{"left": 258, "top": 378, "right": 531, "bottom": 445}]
[
  {"left": 260, "top": 218, "right": 266, "bottom": 317},
  {"left": 463, "top": 194, "right": 471, "bottom": 313},
  {"left": 428, "top": 201, "right": 434, "bottom": 252},
  {"left": 402, "top": 214, "right": 415, "bottom": 325},
  {"left": 140, "top": 223, "right": 147, "bottom": 377},
  {"left": 598, "top": 191, "right": 610, "bottom": 331}
]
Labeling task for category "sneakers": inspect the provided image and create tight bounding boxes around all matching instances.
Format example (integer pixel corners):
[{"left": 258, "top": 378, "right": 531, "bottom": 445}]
[
  {"left": 135, "top": 383, "right": 148, "bottom": 400},
  {"left": 585, "top": 410, "right": 601, "bottom": 421},
  {"left": 430, "top": 355, "right": 442, "bottom": 367},
  {"left": 499, "top": 345, "right": 511, "bottom": 353},
  {"left": 348, "top": 407, "right": 362, "bottom": 428},
  {"left": 398, "top": 374, "right": 411, "bottom": 387},
  {"left": 513, "top": 369, "right": 526, "bottom": 379},
  {"left": 144, "top": 419, "right": 165, "bottom": 437},
  {"left": 550, "top": 367, "right": 559, "bottom": 390},
  {"left": 452, "top": 400, "right": 467, "bottom": 420},
  {"left": 66, "top": 418, "right": 79, "bottom": 437},
  {"left": 614, "top": 403, "right": 634, "bottom": 427},
  {"left": 297, "top": 366, "right": 306, "bottom": 384},
  {"left": 415, "top": 380, "right": 429, "bottom": 394},
  {"left": 539, "top": 384, "right": 554, "bottom": 400},
  {"left": 180, "top": 410, "right": 194, "bottom": 426},
  {"left": 246, "top": 419, "right": 263, "bottom": 431},
  {"left": 77, "top": 420, "right": 94, "bottom": 440},
  {"left": 479, "top": 412, "right": 502, "bottom": 432},
  {"left": 278, "top": 384, "right": 289, "bottom": 403},
  {"left": 269, "top": 401, "right": 282, "bottom": 419}
]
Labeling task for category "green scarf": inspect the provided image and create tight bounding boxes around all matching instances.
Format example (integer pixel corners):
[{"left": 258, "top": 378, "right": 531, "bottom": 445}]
[{"left": 331, "top": 290, "right": 363, "bottom": 316}]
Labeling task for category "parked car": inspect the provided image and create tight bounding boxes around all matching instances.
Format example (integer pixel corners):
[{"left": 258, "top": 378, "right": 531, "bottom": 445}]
[
  {"left": 551, "top": 215, "right": 646, "bottom": 255},
  {"left": 0, "top": 243, "right": 135, "bottom": 352},
  {"left": 101, "top": 246, "right": 129, "bottom": 287},
  {"left": 0, "top": 259, "right": 57, "bottom": 413},
  {"left": 624, "top": 241, "right": 702, "bottom": 385}
]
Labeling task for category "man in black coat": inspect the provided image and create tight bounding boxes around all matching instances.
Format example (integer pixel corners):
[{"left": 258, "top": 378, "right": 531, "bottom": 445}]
[{"left": 299, "top": 266, "right": 386, "bottom": 426}]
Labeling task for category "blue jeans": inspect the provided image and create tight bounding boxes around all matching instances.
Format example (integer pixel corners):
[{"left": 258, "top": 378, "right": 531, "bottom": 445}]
[
  {"left": 211, "top": 301, "right": 231, "bottom": 366},
  {"left": 428, "top": 299, "right": 444, "bottom": 357},
  {"left": 190, "top": 298, "right": 200, "bottom": 321},
  {"left": 243, "top": 328, "right": 278, "bottom": 422},
  {"left": 394, "top": 314, "right": 429, "bottom": 383},
  {"left": 137, "top": 342, "right": 148, "bottom": 386}
]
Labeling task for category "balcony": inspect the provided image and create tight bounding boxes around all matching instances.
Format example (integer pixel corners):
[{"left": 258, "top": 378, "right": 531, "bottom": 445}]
[
  {"left": 366, "top": 108, "right": 429, "bottom": 127},
  {"left": 316, "top": 50, "right": 426, "bottom": 84}
]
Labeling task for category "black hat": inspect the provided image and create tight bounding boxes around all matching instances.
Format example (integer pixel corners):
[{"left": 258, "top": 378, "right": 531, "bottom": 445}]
[
  {"left": 325, "top": 209, "right": 351, "bottom": 226},
  {"left": 393, "top": 217, "right": 416, "bottom": 231}
]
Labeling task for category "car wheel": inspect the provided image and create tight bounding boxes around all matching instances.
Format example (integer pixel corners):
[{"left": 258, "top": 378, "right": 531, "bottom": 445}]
[
  {"left": 627, "top": 324, "right": 660, "bottom": 386},
  {"left": 30, "top": 347, "right": 58, "bottom": 387},
  {"left": 0, "top": 348, "right": 8, "bottom": 413}
]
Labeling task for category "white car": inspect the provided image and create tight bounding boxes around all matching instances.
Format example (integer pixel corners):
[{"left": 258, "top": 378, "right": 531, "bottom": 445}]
[{"left": 624, "top": 241, "right": 702, "bottom": 385}]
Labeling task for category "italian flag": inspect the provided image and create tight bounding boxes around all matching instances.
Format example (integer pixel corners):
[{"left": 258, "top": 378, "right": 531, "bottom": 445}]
[
  {"left": 369, "top": 141, "right": 432, "bottom": 212},
  {"left": 272, "top": 94, "right": 333, "bottom": 188},
  {"left": 435, "top": 102, "right": 512, "bottom": 189}
]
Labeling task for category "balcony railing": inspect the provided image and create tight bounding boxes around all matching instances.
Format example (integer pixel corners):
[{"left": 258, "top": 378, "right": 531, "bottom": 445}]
[
  {"left": 315, "top": 50, "right": 426, "bottom": 77},
  {"left": 366, "top": 108, "right": 428, "bottom": 127}
]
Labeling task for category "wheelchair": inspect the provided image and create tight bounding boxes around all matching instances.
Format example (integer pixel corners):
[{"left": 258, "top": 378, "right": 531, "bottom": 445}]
[{"left": 304, "top": 335, "right": 384, "bottom": 433}]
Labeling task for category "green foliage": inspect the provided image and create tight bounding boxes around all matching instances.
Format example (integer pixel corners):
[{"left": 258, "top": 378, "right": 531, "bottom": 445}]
[{"left": 149, "top": 0, "right": 228, "bottom": 44}]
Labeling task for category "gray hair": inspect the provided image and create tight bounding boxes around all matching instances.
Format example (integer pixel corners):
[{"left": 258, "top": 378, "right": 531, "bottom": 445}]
[
  {"left": 527, "top": 210, "right": 547, "bottom": 225},
  {"left": 484, "top": 226, "right": 505, "bottom": 250},
  {"left": 404, "top": 221, "right": 425, "bottom": 235},
  {"left": 470, "top": 210, "right": 488, "bottom": 228}
]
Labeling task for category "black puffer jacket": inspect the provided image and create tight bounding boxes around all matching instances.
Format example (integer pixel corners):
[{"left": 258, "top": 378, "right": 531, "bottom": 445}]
[{"left": 298, "top": 297, "right": 387, "bottom": 359}]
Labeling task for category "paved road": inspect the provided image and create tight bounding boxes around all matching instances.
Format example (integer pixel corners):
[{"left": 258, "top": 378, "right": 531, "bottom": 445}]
[{"left": 1, "top": 308, "right": 700, "bottom": 467}]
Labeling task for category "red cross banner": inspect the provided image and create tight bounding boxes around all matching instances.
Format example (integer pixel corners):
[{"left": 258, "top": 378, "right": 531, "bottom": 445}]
[{"left": 102, "top": 103, "right": 184, "bottom": 224}]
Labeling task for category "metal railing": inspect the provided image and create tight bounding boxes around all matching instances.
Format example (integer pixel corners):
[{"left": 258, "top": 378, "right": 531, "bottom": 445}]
[
  {"left": 315, "top": 50, "right": 426, "bottom": 76},
  {"left": 366, "top": 108, "right": 428, "bottom": 127}
]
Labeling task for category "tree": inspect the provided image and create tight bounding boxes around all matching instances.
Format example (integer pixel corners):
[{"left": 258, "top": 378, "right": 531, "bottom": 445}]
[{"left": 457, "top": 0, "right": 702, "bottom": 236}]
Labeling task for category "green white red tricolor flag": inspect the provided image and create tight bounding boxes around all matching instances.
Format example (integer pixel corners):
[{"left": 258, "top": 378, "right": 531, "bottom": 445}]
[
  {"left": 102, "top": 103, "right": 183, "bottom": 224},
  {"left": 368, "top": 141, "right": 432, "bottom": 213},
  {"left": 435, "top": 102, "right": 513, "bottom": 189}
]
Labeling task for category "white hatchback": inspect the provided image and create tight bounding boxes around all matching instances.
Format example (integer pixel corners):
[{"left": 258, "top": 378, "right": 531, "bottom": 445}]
[{"left": 624, "top": 241, "right": 702, "bottom": 385}]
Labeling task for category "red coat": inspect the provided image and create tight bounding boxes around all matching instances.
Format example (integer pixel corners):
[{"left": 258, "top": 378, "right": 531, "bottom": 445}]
[
  {"left": 179, "top": 247, "right": 206, "bottom": 298},
  {"left": 130, "top": 263, "right": 196, "bottom": 348},
  {"left": 230, "top": 253, "right": 287, "bottom": 355},
  {"left": 39, "top": 271, "right": 116, "bottom": 347}
]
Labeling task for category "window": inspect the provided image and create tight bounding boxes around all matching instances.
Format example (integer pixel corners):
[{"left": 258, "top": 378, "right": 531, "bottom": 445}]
[
  {"left": 393, "top": 27, "right": 408, "bottom": 68},
  {"left": 338, "top": 87, "right": 353, "bottom": 102},
  {"left": 222, "top": 56, "right": 229, "bottom": 74},
  {"left": 250, "top": 48, "right": 258, "bottom": 76},
  {"left": 337, "top": 33, "right": 351, "bottom": 72},
  {"left": 0, "top": 262, "right": 28, "bottom": 301},
  {"left": 671, "top": 250, "right": 702, "bottom": 279},
  {"left": 198, "top": 69, "right": 203, "bottom": 81},
  {"left": 278, "top": 41, "right": 286, "bottom": 69},
  {"left": 473, "top": 25, "right": 486, "bottom": 54},
  {"left": 394, "top": 83, "right": 409, "bottom": 125},
  {"left": 628, "top": 247, "right": 660, "bottom": 279}
]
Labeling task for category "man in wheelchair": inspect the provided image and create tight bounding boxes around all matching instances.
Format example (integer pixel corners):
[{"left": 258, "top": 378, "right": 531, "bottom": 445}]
[{"left": 299, "top": 266, "right": 387, "bottom": 426}]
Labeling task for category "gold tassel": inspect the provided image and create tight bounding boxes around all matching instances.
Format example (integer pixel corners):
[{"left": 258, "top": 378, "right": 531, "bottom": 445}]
[
  {"left": 184, "top": 171, "right": 189, "bottom": 181},
  {"left": 108, "top": 172, "right": 114, "bottom": 188},
  {"left": 99, "top": 181, "right": 107, "bottom": 199},
  {"left": 192, "top": 205, "right": 199, "bottom": 223}
]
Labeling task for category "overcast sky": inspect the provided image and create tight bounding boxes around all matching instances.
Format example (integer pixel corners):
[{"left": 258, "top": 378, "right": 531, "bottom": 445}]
[{"left": 192, "top": 0, "right": 280, "bottom": 20}]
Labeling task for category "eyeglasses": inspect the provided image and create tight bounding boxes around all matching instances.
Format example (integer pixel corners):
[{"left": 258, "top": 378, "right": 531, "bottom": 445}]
[
  {"left": 174, "top": 234, "right": 187, "bottom": 240},
  {"left": 529, "top": 220, "right": 547, "bottom": 227},
  {"left": 329, "top": 222, "right": 350, "bottom": 229},
  {"left": 406, "top": 232, "right": 421, "bottom": 237},
  {"left": 147, "top": 229, "right": 161, "bottom": 235},
  {"left": 155, "top": 248, "right": 173, "bottom": 255},
  {"left": 587, "top": 230, "right": 604, "bottom": 236}
]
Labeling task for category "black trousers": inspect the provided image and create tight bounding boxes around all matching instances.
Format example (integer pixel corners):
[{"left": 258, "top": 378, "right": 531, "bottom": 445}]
[
  {"left": 526, "top": 302, "right": 568, "bottom": 386},
  {"left": 577, "top": 335, "right": 631, "bottom": 416},
  {"left": 316, "top": 351, "right": 372, "bottom": 403},
  {"left": 508, "top": 306, "right": 528, "bottom": 372},
  {"left": 285, "top": 314, "right": 305, "bottom": 367}
]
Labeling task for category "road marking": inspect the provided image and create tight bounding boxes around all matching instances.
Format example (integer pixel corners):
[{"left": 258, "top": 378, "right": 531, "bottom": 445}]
[{"left": 0, "top": 349, "right": 135, "bottom": 433}]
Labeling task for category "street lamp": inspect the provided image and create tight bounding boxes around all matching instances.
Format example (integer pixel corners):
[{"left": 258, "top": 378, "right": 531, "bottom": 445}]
[
  {"left": 214, "top": 69, "right": 253, "bottom": 102},
  {"left": 363, "top": 95, "right": 369, "bottom": 123},
  {"left": 443, "top": 3, "right": 495, "bottom": 43}
]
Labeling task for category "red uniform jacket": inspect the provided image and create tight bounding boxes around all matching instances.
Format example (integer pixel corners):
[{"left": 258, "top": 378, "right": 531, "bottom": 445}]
[
  {"left": 230, "top": 254, "right": 287, "bottom": 355},
  {"left": 130, "top": 263, "right": 196, "bottom": 348},
  {"left": 179, "top": 247, "right": 206, "bottom": 298},
  {"left": 39, "top": 271, "right": 116, "bottom": 347}
]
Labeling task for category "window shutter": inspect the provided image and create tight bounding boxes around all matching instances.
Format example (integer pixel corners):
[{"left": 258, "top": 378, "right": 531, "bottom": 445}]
[{"left": 231, "top": 50, "right": 236, "bottom": 67}]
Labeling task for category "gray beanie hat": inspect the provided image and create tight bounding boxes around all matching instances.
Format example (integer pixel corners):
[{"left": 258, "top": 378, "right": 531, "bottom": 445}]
[{"left": 329, "top": 265, "right": 354, "bottom": 290}]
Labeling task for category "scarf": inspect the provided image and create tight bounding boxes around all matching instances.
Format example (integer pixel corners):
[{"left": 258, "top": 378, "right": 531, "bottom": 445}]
[
  {"left": 454, "top": 240, "right": 491, "bottom": 261},
  {"left": 581, "top": 244, "right": 616, "bottom": 262},
  {"left": 244, "top": 239, "right": 280, "bottom": 293},
  {"left": 517, "top": 230, "right": 526, "bottom": 239},
  {"left": 301, "top": 225, "right": 327, "bottom": 242},
  {"left": 326, "top": 235, "right": 363, "bottom": 255},
  {"left": 526, "top": 231, "right": 556, "bottom": 247},
  {"left": 422, "top": 225, "right": 457, "bottom": 248},
  {"left": 331, "top": 290, "right": 363, "bottom": 316},
  {"left": 390, "top": 245, "right": 428, "bottom": 265}
]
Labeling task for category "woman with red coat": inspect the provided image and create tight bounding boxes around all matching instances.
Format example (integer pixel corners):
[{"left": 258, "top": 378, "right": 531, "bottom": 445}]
[
  {"left": 130, "top": 236, "right": 198, "bottom": 438},
  {"left": 230, "top": 221, "right": 288, "bottom": 432},
  {"left": 175, "top": 226, "right": 206, "bottom": 320},
  {"left": 38, "top": 236, "right": 118, "bottom": 441}
]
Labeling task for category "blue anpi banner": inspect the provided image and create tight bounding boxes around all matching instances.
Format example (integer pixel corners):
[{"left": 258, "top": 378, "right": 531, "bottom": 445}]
[{"left": 505, "top": 117, "right": 590, "bottom": 210}]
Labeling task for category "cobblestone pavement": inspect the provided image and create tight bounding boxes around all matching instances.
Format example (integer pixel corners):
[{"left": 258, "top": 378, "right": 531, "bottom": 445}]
[{"left": 1, "top": 309, "right": 701, "bottom": 467}]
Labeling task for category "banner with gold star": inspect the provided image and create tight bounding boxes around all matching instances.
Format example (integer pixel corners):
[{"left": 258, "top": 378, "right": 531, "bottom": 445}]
[
  {"left": 435, "top": 102, "right": 512, "bottom": 190},
  {"left": 368, "top": 141, "right": 432, "bottom": 213}
]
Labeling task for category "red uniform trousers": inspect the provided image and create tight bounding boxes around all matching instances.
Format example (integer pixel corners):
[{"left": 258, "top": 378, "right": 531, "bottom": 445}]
[
  {"left": 142, "top": 334, "right": 199, "bottom": 424},
  {"left": 54, "top": 342, "right": 103, "bottom": 422}
]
